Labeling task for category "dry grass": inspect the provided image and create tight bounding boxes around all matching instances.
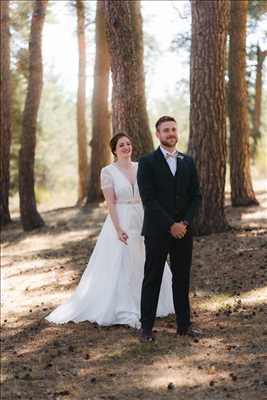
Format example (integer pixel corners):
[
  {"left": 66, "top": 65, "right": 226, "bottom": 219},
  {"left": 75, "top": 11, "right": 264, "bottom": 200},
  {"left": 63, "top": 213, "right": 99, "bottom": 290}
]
[{"left": 1, "top": 183, "right": 267, "bottom": 400}]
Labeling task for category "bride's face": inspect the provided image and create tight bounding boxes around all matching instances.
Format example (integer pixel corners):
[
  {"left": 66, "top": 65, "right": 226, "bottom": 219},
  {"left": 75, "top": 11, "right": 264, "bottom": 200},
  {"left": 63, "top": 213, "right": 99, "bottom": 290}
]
[{"left": 115, "top": 137, "right": 133, "bottom": 160}]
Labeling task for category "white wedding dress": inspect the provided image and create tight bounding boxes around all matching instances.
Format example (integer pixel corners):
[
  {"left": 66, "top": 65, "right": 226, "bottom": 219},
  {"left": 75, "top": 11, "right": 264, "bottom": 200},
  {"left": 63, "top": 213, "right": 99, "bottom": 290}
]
[{"left": 45, "top": 162, "right": 174, "bottom": 328}]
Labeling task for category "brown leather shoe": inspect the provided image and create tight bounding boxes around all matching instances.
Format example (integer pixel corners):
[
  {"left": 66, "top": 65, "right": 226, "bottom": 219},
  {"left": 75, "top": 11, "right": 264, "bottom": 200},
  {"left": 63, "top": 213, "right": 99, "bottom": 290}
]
[{"left": 138, "top": 328, "right": 155, "bottom": 342}]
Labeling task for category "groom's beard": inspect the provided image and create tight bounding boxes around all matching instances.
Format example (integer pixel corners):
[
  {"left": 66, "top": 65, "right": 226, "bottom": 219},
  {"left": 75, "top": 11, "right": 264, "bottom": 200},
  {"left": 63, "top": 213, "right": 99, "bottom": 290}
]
[{"left": 160, "top": 137, "right": 178, "bottom": 148}]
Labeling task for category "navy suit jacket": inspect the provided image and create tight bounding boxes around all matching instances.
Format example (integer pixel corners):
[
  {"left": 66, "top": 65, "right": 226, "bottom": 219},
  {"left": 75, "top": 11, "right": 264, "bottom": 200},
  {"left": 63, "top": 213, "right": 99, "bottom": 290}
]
[{"left": 137, "top": 147, "right": 202, "bottom": 236}]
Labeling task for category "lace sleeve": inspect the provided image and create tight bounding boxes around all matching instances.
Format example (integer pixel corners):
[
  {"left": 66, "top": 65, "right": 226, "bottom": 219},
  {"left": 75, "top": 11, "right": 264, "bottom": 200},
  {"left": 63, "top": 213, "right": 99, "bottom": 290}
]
[{"left": 100, "top": 167, "right": 114, "bottom": 190}]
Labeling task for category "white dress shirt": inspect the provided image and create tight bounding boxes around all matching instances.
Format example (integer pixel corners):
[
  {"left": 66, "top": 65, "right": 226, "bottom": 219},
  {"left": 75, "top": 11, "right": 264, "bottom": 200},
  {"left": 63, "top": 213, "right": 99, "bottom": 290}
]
[{"left": 160, "top": 146, "right": 178, "bottom": 176}]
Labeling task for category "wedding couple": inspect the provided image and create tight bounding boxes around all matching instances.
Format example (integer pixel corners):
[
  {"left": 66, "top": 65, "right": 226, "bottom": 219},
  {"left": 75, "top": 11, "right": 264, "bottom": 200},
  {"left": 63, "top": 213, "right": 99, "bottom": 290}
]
[{"left": 45, "top": 115, "right": 202, "bottom": 342}]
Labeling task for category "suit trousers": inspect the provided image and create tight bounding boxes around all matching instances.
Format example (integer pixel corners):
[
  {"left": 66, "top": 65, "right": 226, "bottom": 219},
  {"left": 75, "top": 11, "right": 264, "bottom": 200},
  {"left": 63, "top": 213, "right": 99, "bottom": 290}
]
[{"left": 140, "top": 230, "right": 193, "bottom": 331}]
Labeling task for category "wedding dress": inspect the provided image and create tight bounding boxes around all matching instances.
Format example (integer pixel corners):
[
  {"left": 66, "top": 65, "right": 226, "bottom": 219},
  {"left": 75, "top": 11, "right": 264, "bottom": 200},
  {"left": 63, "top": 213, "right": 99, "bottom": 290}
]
[{"left": 45, "top": 162, "right": 174, "bottom": 328}]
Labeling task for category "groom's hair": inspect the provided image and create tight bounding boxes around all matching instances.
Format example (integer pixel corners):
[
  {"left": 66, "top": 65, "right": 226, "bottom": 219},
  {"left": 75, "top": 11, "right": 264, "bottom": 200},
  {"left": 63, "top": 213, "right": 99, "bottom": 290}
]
[
  {"left": 155, "top": 116, "right": 176, "bottom": 131},
  {"left": 110, "top": 132, "right": 132, "bottom": 156}
]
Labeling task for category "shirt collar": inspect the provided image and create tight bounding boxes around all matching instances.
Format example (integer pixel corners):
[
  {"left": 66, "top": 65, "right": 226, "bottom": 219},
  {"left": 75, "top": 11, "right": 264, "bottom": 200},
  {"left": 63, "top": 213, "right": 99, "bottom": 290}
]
[{"left": 160, "top": 146, "right": 178, "bottom": 158}]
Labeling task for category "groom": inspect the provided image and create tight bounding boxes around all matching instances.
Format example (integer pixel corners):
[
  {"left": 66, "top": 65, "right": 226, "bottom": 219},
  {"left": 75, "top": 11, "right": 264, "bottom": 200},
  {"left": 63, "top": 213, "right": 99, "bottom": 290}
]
[{"left": 137, "top": 115, "right": 202, "bottom": 341}]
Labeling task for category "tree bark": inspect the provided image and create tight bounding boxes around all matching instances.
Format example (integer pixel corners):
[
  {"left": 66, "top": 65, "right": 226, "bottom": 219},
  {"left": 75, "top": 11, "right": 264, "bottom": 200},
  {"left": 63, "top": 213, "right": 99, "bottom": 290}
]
[
  {"left": 188, "top": 0, "right": 230, "bottom": 235},
  {"left": 76, "top": 0, "right": 88, "bottom": 206},
  {"left": 0, "top": 0, "right": 12, "bottom": 226},
  {"left": 86, "top": 0, "right": 111, "bottom": 204},
  {"left": 228, "top": 0, "right": 258, "bottom": 206},
  {"left": 18, "top": 0, "right": 48, "bottom": 231},
  {"left": 104, "top": 0, "right": 153, "bottom": 160}
]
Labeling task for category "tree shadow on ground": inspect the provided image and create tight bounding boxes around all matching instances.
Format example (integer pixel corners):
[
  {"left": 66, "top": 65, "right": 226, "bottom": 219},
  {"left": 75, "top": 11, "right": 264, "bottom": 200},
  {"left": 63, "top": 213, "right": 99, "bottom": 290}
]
[
  {"left": 2, "top": 299, "right": 267, "bottom": 400},
  {"left": 2, "top": 187, "right": 266, "bottom": 399}
]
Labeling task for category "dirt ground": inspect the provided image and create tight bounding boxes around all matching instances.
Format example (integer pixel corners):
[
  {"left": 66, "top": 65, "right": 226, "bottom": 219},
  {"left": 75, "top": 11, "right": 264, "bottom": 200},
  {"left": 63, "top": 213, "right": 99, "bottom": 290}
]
[{"left": 1, "top": 181, "right": 267, "bottom": 400}]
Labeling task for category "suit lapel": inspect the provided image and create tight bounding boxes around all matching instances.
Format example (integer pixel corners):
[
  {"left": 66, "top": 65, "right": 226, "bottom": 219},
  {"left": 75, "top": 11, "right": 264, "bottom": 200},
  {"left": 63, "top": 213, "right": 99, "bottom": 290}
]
[
  {"left": 175, "top": 152, "right": 186, "bottom": 192},
  {"left": 154, "top": 147, "right": 175, "bottom": 179}
]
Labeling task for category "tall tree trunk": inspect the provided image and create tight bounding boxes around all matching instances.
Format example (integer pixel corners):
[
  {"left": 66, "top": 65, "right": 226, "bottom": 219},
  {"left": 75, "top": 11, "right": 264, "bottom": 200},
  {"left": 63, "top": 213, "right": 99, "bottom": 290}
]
[
  {"left": 188, "top": 0, "right": 230, "bottom": 235},
  {"left": 104, "top": 0, "right": 153, "bottom": 160},
  {"left": 76, "top": 0, "right": 88, "bottom": 206},
  {"left": 18, "top": 0, "right": 47, "bottom": 231},
  {"left": 0, "top": 0, "right": 12, "bottom": 226},
  {"left": 252, "top": 45, "right": 267, "bottom": 143},
  {"left": 228, "top": 0, "right": 258, "bottom": 206},
  {"left": 86, "top": 0, "right": 111, "bottom": 204}
]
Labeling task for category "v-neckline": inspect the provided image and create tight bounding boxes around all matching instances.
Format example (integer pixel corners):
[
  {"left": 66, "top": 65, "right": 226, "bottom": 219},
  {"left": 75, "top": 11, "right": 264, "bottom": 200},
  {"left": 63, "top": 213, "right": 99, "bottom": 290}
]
[{"left": 112, "top": 162, "right": 137, "bottom": 194}]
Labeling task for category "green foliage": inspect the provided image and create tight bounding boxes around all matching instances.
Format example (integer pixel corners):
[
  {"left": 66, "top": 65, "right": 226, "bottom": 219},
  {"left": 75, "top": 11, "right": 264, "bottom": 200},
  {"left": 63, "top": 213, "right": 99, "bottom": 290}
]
[
  {"left": 9, "top": 1, "right": 64, "bottom": 199},
  {"left": 9, "top": 1, "right": 33, "bottom": 196},
  {"left": 247, "top": 0, "right": 267, "bottom": 159},
  {"left": 10, "top": 71, "right": 23, "bottom": 195},
  {"left": 10, "top": 0, "right": 32, "bottom": 40},
  {"left": 11, "top": 68, "right": 82, "bottom": 202},
  {"left": 248, "top": 0, "right": 267, "bottom": 21},
  {"left": 36, "top": 69, "right": 78, "bottom": 195},
  {"left": 254, "top": 88, "right": 267, "bottom": 177}
]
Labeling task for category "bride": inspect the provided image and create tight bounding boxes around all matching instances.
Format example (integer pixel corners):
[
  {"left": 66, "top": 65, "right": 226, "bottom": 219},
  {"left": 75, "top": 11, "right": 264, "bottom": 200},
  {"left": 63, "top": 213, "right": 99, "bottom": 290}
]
[{"left": 45, "top": 133, "right": 174, "bottom": 328}]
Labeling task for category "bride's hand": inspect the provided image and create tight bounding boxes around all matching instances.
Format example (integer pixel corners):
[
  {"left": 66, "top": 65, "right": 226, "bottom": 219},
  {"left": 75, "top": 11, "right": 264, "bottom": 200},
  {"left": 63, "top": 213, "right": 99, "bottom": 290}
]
[{"left": 117, "top": 228, "right": 128, "bottom": 245}]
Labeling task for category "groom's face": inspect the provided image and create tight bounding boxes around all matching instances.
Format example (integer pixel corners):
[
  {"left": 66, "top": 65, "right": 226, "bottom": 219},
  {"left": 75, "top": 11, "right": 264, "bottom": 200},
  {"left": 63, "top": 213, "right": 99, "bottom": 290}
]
[{"left": 156, "top": 121, "right": 178, "bottom": 149}]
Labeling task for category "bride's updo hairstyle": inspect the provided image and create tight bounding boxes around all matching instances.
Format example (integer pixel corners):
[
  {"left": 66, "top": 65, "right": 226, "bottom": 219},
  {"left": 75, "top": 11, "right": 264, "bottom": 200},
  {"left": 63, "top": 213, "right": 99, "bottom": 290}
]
[{"left": 110, "top": 132, "right": 132, "bottom": 159}]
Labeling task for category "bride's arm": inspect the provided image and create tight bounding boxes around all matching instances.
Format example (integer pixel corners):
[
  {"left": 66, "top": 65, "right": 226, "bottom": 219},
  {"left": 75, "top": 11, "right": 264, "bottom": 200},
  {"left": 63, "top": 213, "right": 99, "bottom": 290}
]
[
  {"left": 101, "top": 168, "right": 128, "bottom": 244},
  {"left": 102, "top": 189, "right": 128, "bottom": 245},
  {"left": 101, "top": 187, "right": 119, "bottom": 230}
]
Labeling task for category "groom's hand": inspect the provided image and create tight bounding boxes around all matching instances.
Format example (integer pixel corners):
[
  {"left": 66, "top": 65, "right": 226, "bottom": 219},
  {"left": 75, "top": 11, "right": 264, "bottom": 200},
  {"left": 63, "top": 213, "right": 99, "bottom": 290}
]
[{"left": 170, "top": 222, "right": 187, "bottom": 239}]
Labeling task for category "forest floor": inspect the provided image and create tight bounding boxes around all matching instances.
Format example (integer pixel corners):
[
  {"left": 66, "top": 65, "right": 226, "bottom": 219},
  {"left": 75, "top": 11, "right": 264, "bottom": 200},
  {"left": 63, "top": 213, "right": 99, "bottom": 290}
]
[{"left": 1, "top": 180, "right": 267, "bottom": 400}]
